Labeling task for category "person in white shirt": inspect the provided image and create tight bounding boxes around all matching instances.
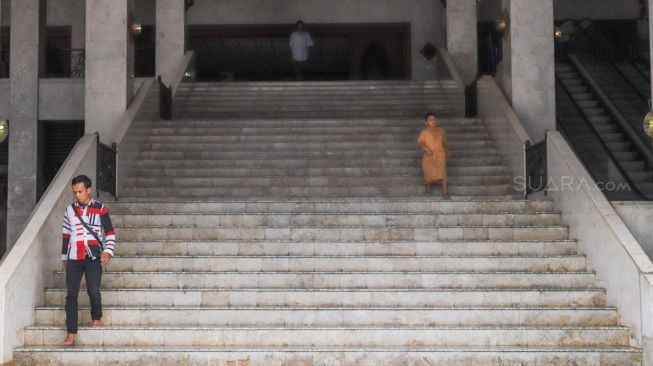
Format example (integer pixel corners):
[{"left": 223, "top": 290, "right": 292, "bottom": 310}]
[{"left": 289, "top": 20, "right": 314, "bottom": 80}]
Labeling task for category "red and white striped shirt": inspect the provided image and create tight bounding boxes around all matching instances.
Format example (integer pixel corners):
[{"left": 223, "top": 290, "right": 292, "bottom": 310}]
[{"left": 61, "top": 199, "right": 116, "bottom": 260}]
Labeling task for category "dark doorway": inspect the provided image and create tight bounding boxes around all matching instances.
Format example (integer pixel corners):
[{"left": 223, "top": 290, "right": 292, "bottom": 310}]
[
  {"left": 45, "top": 26, "right": 72, "bottom": 78},
  {"left": 135, "top": 25, "right": 155, "bottom": 77},
  {"left": 188, "top": 23, "right": 411, "bottom": 81},
  {"left": 37, "top": 121, "right": 84, "bottom": 200},
  {"left": 360, "top": 41, "right": 391, "bottom": 80}
]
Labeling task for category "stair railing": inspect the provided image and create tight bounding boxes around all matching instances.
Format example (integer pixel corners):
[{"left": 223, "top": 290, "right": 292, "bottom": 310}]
[
  {"left": 96, "top": 135, "right": 117, "bottom": 197},
  {"left": 555, "top": 74, "right": 647, "bottom": 200},
  {"left": 568, "top": 55, "right": 653, "bottom": 171},
  {"left": 157, "top": 75, "right": 172, "bottom": 120},
  {"left": 523, "top": 138, "right": 547, "bottom": 199}
]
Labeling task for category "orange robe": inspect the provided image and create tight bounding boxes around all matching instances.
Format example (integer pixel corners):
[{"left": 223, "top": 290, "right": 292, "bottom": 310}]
[{"left": 417, "top": 126, "right": 449, "bottom": 183}]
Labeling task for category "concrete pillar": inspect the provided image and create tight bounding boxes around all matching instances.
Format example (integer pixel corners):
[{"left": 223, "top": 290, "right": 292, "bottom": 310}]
[
  {"left": 156, "top": 0, "right": 185, "bottom": 85},
  {"left": 499, "top": 0, "right": 555, "bottom": 143},
  {"left": 85, "top": 0, "right": 132, "bottom": 144},
  {"left": 446, "top": 0, "right": 478, "bottom": 85},
  {"left": 70, "top": 0, "right": 85, "bottom": 49},
  {"left": 70, "top": 0, "right": 85, "bottom": 77},
  {"left": 7, "top": 0, "right": 45, "bottom": 248}
]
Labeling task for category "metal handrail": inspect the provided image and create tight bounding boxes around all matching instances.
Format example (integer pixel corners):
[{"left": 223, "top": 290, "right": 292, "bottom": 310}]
[{"left": 555, "top": 73, "right": 647, "bottom": 200}]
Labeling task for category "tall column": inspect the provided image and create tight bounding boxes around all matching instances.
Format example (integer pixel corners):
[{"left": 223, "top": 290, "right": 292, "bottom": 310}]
[
  {"left": 85, "top": 0, "right": 131, "bottom": 144},
  {"left": 69, "top": 0, "right": 85, "bottom": 77},
  {"left": 501, "top": 0, "right": 555, "bottom": 143},
  {"left": 7, "top": 0, "right": 46, "bottom": 248},
  {"left": 446, "top": 0, "right": 478, "bottom": 85},
  {"left": 156, "top": 0, "right": 185, "bottom": 85}
]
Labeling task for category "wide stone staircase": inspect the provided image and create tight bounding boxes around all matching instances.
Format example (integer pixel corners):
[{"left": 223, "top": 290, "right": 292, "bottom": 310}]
[{"left": 14, "top": 80, "right": 641, "bottom": 365}]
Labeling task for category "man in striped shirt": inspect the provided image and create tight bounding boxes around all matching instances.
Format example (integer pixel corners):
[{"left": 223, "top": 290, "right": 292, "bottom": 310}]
[{"left": 61, "top": 175, "right": 116, "bottom": 345}]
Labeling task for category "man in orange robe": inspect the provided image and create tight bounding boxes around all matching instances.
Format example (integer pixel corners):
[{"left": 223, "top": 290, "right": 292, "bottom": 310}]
[{"left": 417, "top": 113, "right": 450, "bottom": 198}]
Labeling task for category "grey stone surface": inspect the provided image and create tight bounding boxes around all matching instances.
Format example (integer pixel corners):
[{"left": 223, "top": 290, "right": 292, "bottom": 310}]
[
  {"left": 38, "top": 79, "right": 84, "bottom": 120},
  {"left": 7, "top": 0, "right": 45, "bottom": 248},
  {"left": 497, "top": 0, "right": 555, "bottom": 143},
  {"left": 85, "top": 0, "right": 131, "bottom": 144},
  {"left": 156, "top": 0, "right": 185, "bottom": 85},
  {"left": 446, "top": 0, "right": 478, "bottom": 85}
]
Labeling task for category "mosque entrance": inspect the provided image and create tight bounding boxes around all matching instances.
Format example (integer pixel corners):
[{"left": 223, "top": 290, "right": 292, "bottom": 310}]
[{"left": 188, "top": 23, "right": 410, "bottom": 81}]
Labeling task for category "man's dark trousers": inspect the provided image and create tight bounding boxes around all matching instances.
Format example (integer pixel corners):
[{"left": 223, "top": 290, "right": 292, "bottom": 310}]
[{"left": 65, "top": 257, "right": 102, "bottom": 333}]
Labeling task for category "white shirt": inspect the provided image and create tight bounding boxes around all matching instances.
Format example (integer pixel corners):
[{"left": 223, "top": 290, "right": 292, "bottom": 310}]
[{"left": 289, "top": 31, "right": 314, "bottom": 62}]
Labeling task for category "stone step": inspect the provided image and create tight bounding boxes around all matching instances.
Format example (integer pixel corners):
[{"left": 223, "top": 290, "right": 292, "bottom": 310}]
[
  {"left": 141, "top": 125, "right": 488, "bottom": 135},
  {"left": 116, "top": 240, "right": 577, "bottom": 257},
  {"left": 130, "top": 156, "right": 505, "bottom": 168},
  {"left": 111, "top": 212, "right": 561, "bottom": 228},
  {"left": 120, "top": 185, "right": 517, "bottom": 198},
  {"left": 103, "top": 254, "right": 584, "bottom": 273},
  {"left": 175, "top": 88, "right": 460, "bottom": 96},
  {"left": 22, "top": 325, "right": 630, "bottom": 348},
  {"left": 108, "top": 199, "right": 554, "bottom": 215},
  {"left": 141, "top": 133, "right": 490, "bottom": 143},
  {"left": 177, "top": 111, "right": 463, "bottom": 119},
  {"left": 124, "top": 175, "right": 514, "bottom": 188},
  {"left": 51, "top": 271, "right": 595, "bottom": 289},
  {"left": 134, "top": 149, "right": 500, "bottom": 160},
  {"left": 177, "top": 80, "right": 457, "bottom": 89},
  {"left": 33, "top": 306, "right": 618, "bottom": 327},
  {"left": 129, "top": 165, "right": 511, "bottom": 178},
  {"left": 135, "top": 140, "right": 494, "bottom": 154},
  {"left": 117, "top": 194, "right": 524, "bottom": 202},
  {"left": 12, "top": 345, "right": 643, "bottom": 366},
  {"left": 137, "top": 140, "right": 494, "bottom": 151},
  {"left": 178, "top": 98, "right": 455, "bottom": 106},
  {"left": 176, "top": 87, "right": 458, "bottom": 93},
  {"left": 43, "top": 287, "right": 605, "bottom": 308},
  {"left": 114, "top": 225, "right": 567, "bottom": 242},
  {"left": 178, "top": 104, "right": 457, "bottom": 112},
  {"left": 136, "top": 118, "right": 482, "bottom": 127},
  {"left": 175, "top": 87, "right": 459, "bottom": 95}
]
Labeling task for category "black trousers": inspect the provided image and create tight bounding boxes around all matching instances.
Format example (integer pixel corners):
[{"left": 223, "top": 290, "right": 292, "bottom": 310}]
[{"left": 65, "top": 257, "right": 102, "bottom": 334}]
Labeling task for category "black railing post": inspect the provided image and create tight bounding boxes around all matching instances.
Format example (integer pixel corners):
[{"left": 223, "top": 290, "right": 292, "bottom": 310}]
[
  {"left": 465, "top": 78, "right": 479, "bottom": 118},
  {"left": 158, "top": 75, "right": 172, "bottom": 120},
  {"left": 524, "top": 137, "right": 548, "bottom": 199},
  {"left": 96, "top": 134, "right": 117, "bottom": 197}
]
